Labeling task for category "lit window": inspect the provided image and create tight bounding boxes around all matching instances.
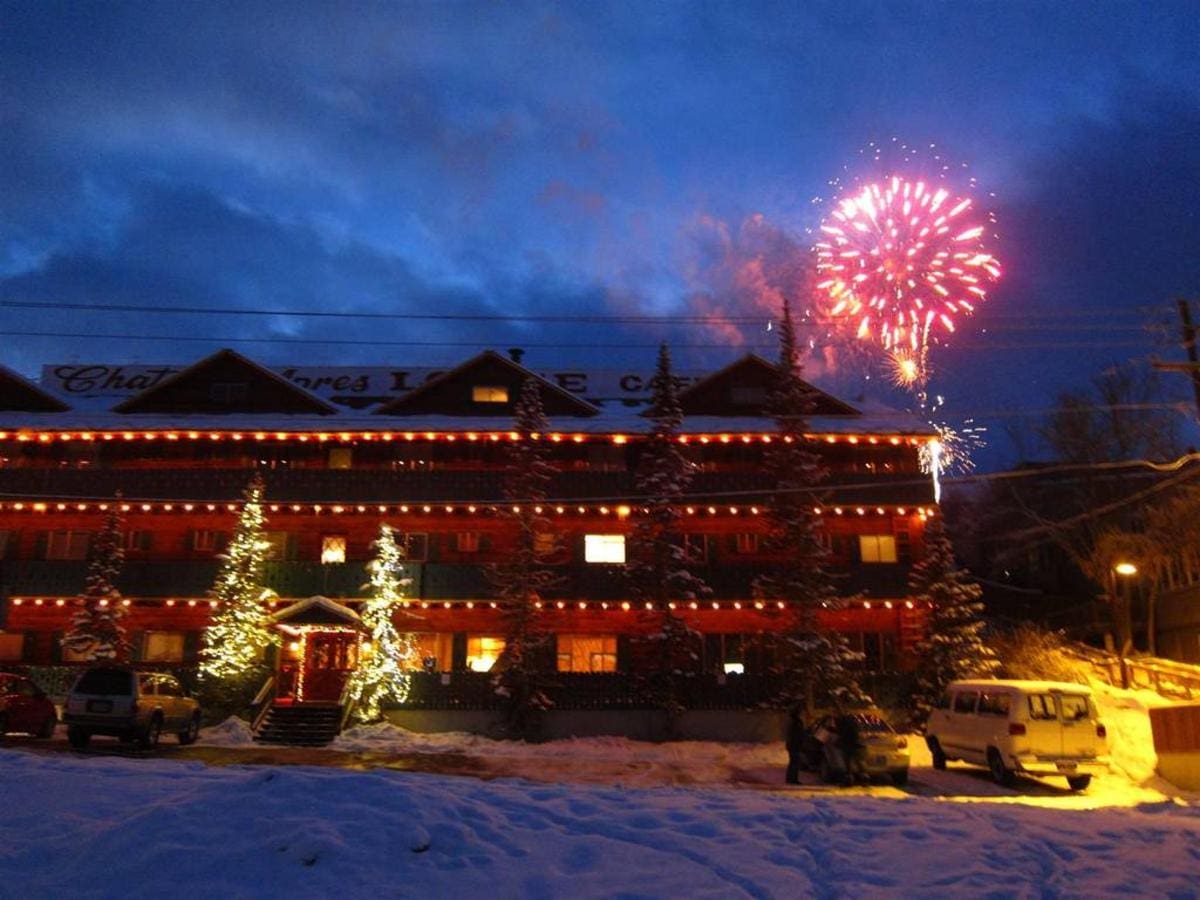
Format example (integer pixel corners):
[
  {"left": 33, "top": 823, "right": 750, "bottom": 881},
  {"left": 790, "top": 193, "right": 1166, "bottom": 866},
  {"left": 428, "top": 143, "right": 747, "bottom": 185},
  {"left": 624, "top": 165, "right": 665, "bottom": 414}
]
[
  {"left": 534, "top": 532, "right": 557, "bottom": 556},
  {"left": 556, "top": 635, "right": 618, "bottom": 673},
  {"left": 142, "top": 631, "right": 185, "bottom": 663},
  {"left": 46, "top": 531, "right": 91, "bottom": 560},
  {"left": 472, "top": 385, "right": 509, "bottom": 403},
  {"left": 734, "top": 533, "right": 759, "bottom": 554},
  {"left": 321, "top": 535, "right": 347, "bottom": 564},
  {"left": 585, "top": 534, "right": 625, "bottom": 564},
  {"left": 328, "top": 447, "right": 353, "bottom": 469},
  {"left": 0, "top": 633, "right": 24, "bottom": 661},
  {"left": 466, "top": 635, "right": 506, "bottom": 672},
  {"left": 408, "top": 633, "right": 454, "bottom": 672},
  {"left": 192, "top": 530, "right": 220, "bottom": 551},
  {"left": 859, "top": 535, "right": 898, "bottom": 563},
  {"left": 263, "top": 531, "right": 289, "bottom": 561},
  {"left": 456, "top": 532, "right": 481, "bottom": 553}
]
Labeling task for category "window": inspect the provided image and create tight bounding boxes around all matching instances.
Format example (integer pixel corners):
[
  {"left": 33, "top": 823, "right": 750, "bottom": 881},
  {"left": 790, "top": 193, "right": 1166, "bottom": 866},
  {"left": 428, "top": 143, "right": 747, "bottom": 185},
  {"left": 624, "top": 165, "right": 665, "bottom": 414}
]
[
  {"left": 209, "top": 382, "right": 248, "bottom": 404},
  {"left": 859, "top": 534, "right": 898, "bottom": 563},
  {"left": 46, "top": 530, "right": 90, "bottom": 560},
  {"left": 328, "top": 447, "right": 353, "bottom": 469},
  {"left": 455, "top": 532, "right": 481, "bottom": 553},
  {"left": 978, "top": 692, "right": 1011, "bottom": 717},
  {"left": 61, "top": 643, "right": 94, "bottom": 663},
  {"left": 729, "top": 386, "right": 767, "bottom": 406},
  {"left": 0, "top": 531, "right": 10, "bottom": 559},
  {"left": 952, "top": 691, "right": 978, "bottom": 714},
  {"left": 584, "top": 534, "right": 625, "bottom": 564},
  {"left": 557, "top": 635, "right": 618, "bottom": 673},
  {"left": 466, "top": 635, "right": 506, "bottom": 672},
  {"left": 706, "top": 633, "right": 745, "bottom": 675},
  {"left": 0, "top": 633, "right": 24, "bottom": 661},
  {"left": 682, "top": 534, "right": 707, "bottom": 563},
  {"left": 125, "top": 530, "right": 153, "bottom": 552},
  {"left": 936, "top": 691, "right": 952, "bottom": 710},
  {"left": 73, "top": 668, "right": 133, "bottom": 695},
  {"left": 321, "top": 535, "right": 347, "bottom": 564},
  {"left": 1060, "top": 695, "right": 1091, "bottom": 722},
  {"left": 472, "top": 385, "right": 509, "bottom": 403},
  {"left": 1028, "top": 694, "right": 1057, "bottom": 720},
  {"left": 408, "top": 633, "right": 454, "bottom": 672},
  {"left": 192, "top": 530, "right": 220, "bottom": 551},
  {"left": 534, "top": 532, "right": 557, "bottom": 556},
  {"left": 396, "top": 532, "right": 428, "bottom": 561},
  {"left": 734, "top": 533, "right": 759, "bottom": 554},
  {"left": 142, "top": 632, "right": 185, "bottom": 663},
  {"left": 262, "top": 531, "right": 289, "bottom": 561}
]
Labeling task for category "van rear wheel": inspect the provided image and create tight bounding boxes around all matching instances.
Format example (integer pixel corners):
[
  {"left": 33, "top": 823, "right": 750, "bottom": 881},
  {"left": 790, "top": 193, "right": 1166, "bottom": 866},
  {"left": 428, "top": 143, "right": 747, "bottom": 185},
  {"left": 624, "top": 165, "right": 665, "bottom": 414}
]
[
  {"left": 987, "top": 748, "right": 1015, "bottom": 787},
  {"left": 1066, "top": 774, "right": 1092, "bottom": 791},
  {"left": 138, "top": 716, "right": 162, "bottom": 750}
]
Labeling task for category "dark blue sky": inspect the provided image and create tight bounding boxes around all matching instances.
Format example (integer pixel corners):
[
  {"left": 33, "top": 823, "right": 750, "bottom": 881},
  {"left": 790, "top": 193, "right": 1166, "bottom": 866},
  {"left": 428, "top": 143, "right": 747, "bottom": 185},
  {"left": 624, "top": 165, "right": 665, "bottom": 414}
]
[{"left": 2, "top": 1, "right": 1198, "bottom": 462}]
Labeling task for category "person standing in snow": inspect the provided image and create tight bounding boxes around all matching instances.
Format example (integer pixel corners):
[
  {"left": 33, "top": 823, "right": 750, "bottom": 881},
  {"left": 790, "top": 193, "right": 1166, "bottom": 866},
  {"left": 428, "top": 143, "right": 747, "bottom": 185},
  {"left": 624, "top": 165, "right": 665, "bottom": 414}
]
[
  {"left": 833, "top": 713, "right": 867, "bottom": 785},
  {"left": 785, "top": 705, "right": 806, "bottom": 784}
]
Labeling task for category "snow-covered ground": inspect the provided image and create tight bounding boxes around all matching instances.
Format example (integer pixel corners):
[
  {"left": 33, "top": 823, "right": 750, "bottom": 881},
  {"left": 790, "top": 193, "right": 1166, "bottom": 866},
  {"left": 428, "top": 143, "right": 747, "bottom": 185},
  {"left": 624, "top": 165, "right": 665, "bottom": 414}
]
[{"left": 3, "top": 745, "right": 1199, "bottom": 898}]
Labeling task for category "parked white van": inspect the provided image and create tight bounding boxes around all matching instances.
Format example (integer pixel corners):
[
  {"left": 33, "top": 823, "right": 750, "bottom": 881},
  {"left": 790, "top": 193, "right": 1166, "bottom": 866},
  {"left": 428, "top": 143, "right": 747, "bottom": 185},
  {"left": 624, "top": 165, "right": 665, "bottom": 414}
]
[{"left": 925, "top": 680, "right": 1109, "bottom": 791}]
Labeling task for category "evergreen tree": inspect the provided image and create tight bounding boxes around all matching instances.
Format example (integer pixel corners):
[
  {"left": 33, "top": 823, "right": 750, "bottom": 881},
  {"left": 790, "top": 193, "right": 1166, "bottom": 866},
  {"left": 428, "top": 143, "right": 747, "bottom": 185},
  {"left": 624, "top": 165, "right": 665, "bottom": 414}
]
[
  {"left": 486, "top": 378, "right": 559, "bottom": 737},
  {"left": 62, "top": 499, "right": 129, "bottom": 661},
  {"left": 627, "top": 343, "right": 709, "bottom": 727},
  {"left": 198, "top": 475, "right": 276, "bottom": 705},
  {"left": 345, "top": 524, "right": 418, "bottom": 723},
  {"left": 754, "top": 300, "right": 869, "bottom": 714},
  {"left": 910, "top": 516, "right": 999, "bottom": 727}
]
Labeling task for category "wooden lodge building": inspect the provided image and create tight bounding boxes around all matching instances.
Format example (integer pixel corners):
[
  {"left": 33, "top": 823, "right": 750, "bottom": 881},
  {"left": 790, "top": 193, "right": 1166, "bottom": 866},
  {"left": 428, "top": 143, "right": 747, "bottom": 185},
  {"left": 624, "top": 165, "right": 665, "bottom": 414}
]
[{"left": 0, "top": 348, "right": 938, "bottom": 734}]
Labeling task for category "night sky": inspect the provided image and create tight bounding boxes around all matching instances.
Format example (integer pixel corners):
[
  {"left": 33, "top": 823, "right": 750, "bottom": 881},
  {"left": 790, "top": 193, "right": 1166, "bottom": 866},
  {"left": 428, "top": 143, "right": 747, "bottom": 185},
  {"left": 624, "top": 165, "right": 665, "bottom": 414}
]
[{"left": 2, "top": 1, "right": 1198, "bottom": 465}]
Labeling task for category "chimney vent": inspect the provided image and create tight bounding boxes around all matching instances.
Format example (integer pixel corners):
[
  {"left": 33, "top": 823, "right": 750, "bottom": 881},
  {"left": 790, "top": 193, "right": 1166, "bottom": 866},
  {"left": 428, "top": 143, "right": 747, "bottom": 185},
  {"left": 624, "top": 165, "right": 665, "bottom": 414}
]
[{"left": 508, "top": 348, "right": 525, "bottom": 365}]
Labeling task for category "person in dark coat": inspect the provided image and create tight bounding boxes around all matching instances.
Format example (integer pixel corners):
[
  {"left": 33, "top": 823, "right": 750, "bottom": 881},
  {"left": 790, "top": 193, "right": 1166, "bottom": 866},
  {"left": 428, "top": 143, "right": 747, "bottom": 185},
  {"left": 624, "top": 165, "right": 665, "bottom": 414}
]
[
  {"left": 834, "top": 713, "right": 866, "bottom": 785},
  {"left": 785, "top": 706, "right": 806, "bottom": 784}
]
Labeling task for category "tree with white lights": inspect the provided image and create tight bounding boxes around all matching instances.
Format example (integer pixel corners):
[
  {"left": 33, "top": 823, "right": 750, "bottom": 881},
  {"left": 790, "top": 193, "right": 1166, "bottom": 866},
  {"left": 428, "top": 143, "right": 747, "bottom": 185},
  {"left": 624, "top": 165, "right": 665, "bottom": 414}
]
[
  {"left": 755, "top": 300, "right": 869, "bottom": 714},
  {"left": 627, "top": 343, "right": 709, "bottom": 728},
  {"left": 910, "top": 515, "right": 998, "bottom": 727},
  {"left": 62, "top": 498, "right": 129, "bottom": 662},
  {"left": 198, "top": 475, "right": 276, "bottom": 701},
  {"left": 345, "top": 524, "right": 419, "bottom": 722}
]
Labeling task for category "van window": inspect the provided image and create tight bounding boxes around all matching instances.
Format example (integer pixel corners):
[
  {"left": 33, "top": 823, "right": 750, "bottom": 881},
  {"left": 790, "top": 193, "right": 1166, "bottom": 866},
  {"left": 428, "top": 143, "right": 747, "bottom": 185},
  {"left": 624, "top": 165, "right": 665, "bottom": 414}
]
[
  {"left": 953, "top": 691, "right": 978, "bottom": 714},
  {"left": 1028, "top": 694, "right": 1057, "bottom": 720},
  {"left": 978, "top": 692, "right": 1011, "bottom": 716},
  {"left": 936, "top": 691, "right": 951, "bottom": 710},
  {"left": 73, "top": 669, "right": 133, "bottom": 696},
  {"left": 1060, "top": 694, "right": 1091, "bottom": 721}
]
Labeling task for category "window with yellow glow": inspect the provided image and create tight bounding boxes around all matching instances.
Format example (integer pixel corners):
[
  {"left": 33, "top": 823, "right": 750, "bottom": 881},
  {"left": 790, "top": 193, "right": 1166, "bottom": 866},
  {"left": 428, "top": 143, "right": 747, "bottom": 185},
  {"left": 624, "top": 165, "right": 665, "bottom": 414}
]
[
  {"left": 859, "top": 535, "right": 898, "bottom": 563},
  {"left": 584, "top": 534, "right": 625, "bottom": 564},
  {"left": 142, "top": 631, "right": 185, "bottom": 663},
  {"left": 408, "top": 633, "right": 454, "bottom": 672},
  {"left": 321, "top": 535, "right": 347, "bottom": 564},
  {"left": 472, "top": 385, "right": 509, "bottom": 403},
  {"left": 556, "top": 634, "right": 618, "bottom": 673},
  {"left": 466, "top": 635, "right": 506, "bottom": 672}
]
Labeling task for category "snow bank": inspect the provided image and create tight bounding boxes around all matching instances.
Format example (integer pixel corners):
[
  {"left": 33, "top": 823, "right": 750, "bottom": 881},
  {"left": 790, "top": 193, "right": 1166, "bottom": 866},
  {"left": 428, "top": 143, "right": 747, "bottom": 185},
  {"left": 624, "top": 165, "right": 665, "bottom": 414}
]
[
  {"left": 1, "top": 749, "right": 1198, "bottom": 898},
  {"left": 198, "top": 717, "right": 256, "bottom": 747}
]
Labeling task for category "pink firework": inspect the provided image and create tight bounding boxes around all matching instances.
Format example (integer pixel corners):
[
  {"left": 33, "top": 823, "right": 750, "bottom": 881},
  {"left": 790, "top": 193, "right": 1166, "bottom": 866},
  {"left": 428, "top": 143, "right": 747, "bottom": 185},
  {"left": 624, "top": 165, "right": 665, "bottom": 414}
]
[{"left": 813, "top": 175, "right": 1000, "bottom": 353}]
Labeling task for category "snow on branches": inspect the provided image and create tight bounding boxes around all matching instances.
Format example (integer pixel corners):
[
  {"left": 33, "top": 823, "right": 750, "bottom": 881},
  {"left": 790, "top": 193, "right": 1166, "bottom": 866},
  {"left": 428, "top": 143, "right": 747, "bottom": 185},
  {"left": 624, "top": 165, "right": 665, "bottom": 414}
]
[{"left": 62, "top": 498, "right": 129, "bottom": 662}]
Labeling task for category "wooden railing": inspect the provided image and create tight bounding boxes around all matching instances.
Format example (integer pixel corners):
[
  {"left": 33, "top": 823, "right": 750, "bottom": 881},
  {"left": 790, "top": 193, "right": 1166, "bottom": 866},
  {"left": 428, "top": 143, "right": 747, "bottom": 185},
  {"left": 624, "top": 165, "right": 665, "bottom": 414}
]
[{"left": 1067, "top": 643, "right": 1200, "bottom": 700}]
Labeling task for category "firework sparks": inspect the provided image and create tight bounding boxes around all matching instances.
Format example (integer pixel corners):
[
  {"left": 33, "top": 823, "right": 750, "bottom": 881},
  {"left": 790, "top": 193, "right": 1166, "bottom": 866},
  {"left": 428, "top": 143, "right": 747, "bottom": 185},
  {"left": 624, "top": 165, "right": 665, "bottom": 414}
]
[
  {"left": 885, "top": 347, "right": 925, "bottom": 389},
  {"left": 813, "top": 172, "right": 1000, "bottom": 363},
  {"left": 919, "top": 419, "right": 987, "bottom": 478}
]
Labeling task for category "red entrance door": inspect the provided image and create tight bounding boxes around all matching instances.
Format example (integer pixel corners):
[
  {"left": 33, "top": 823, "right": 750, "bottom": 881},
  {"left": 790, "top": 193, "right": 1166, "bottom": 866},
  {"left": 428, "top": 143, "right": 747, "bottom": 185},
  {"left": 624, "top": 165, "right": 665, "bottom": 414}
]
[{"left": 301, "top": 632, "right": 359, "bottom": 703}]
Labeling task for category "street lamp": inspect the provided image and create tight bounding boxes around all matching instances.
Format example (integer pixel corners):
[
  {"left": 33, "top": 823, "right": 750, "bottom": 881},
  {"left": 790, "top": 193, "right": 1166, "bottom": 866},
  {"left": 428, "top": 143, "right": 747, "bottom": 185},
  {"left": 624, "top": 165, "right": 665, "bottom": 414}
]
[
  {"left": 1111, "top": 561, "right": 1139, "bottom": 687},
  {"left": 1114, "top": 562, "right": 1138, "bottom": 576}
]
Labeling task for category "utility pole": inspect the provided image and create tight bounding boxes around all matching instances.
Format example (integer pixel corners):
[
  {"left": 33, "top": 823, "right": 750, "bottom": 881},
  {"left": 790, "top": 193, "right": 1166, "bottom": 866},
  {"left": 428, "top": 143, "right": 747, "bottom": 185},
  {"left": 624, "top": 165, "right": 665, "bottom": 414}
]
[{"left": 1151, "top": 298, "right": 1200, "bottom": 419}]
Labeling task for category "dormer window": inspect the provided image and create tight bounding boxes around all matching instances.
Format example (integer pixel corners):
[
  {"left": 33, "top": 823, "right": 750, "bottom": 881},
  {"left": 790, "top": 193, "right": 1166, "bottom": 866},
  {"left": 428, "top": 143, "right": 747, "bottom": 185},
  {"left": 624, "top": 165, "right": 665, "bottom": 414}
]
[
  {"left": 472, "top": 385, "right": 509, "bottom": 403},
  {"left": 730, "top": 386, "right": 766, "bottom": 406}
]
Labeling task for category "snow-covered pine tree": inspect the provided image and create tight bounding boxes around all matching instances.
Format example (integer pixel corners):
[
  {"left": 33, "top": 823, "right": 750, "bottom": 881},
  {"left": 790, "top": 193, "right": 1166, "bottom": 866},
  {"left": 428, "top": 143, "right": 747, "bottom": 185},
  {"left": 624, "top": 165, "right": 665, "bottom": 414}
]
[
  {"left": 909, "top": 515, "right": 999, "bottom": 727},
  {"left": 62, "top": 498, "right": 129, "bottom": 662},
  {"left": 753, "top": 300, "right": 869, "bottom": 714},
  {"left": 345, "top": 524, "right": 419, "bottom": 723},
  {"left": 198, "top": 475, "right": 276, "bottom": 706},
  {"left": 485, "top": 378, "right": 559, "bottom": 737},
  {"left": 626, "top": 343, "right": 709, "bottom": 728}
]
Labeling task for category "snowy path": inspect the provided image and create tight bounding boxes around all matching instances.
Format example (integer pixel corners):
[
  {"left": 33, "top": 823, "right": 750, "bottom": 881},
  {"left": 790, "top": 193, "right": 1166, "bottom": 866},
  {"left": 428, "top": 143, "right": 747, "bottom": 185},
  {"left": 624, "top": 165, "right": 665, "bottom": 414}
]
[{"left": 1, "top": 748, "right": 1198, "bottom": 899}]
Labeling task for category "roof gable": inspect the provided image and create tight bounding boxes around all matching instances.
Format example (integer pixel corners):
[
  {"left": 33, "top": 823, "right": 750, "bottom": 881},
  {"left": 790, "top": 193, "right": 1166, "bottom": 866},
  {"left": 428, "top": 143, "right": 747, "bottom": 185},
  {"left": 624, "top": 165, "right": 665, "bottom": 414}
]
[
  {"left": 675, "top": 354, "right": 860, "bottom": 417},
  {"left": 271, "top": 596, "right": 364, "bottom": 629},
  {"left": 374, "top": 350, "right": 599, "bottom": 417},
  {"left": 0, "top": 366, "right": 70, "bottom": 412},
  {"left": 112, "top": 349, "right": 337, "bottom": 415}
]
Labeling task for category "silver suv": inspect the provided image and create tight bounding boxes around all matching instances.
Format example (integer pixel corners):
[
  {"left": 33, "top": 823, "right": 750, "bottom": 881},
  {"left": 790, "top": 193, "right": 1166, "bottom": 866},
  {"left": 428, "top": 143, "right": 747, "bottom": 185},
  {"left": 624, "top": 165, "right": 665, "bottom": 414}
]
[{"left": 63, "top": 667, "right": 201, "bottom": 750}]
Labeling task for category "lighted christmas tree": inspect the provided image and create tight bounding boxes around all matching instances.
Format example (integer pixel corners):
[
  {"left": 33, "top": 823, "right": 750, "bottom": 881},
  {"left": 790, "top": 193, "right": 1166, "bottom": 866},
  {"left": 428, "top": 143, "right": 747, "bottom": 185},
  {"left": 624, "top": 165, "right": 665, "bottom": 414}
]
[
  {"left": 345, "top": 524, "right": 419, "bottom": 722},
  {"left": 627, "top": 343, "right": 709, "bottom": 728},
  {"left": 198, "top": 475, "right": 276, "bottom": 693},
  {"left": 910, "top": 515, "right": 999, "bottom": 728},
  {"left": 62, "top": 498, "right": 129, "bottom": 662},
  {"left": 754, "top": 300, "right": 869, "bottom": 714},
  {"left": 486, "top": 377, "right": 559, "bottom": 737}
]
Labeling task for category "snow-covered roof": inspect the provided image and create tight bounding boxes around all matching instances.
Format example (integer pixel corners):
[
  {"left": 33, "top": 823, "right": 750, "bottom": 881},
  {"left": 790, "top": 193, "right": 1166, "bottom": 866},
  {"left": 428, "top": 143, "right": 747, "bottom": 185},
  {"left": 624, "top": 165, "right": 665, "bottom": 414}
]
[{"left": 271, "top": 595, "right": 363, "bottom": 628}]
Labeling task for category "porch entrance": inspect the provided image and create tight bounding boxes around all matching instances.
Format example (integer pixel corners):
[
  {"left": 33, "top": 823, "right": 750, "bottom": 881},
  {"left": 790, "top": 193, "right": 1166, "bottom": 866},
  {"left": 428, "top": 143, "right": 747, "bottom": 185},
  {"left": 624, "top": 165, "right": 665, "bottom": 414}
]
[{"left": 301, "top": 631, "right": 359, "bottom": 703}]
